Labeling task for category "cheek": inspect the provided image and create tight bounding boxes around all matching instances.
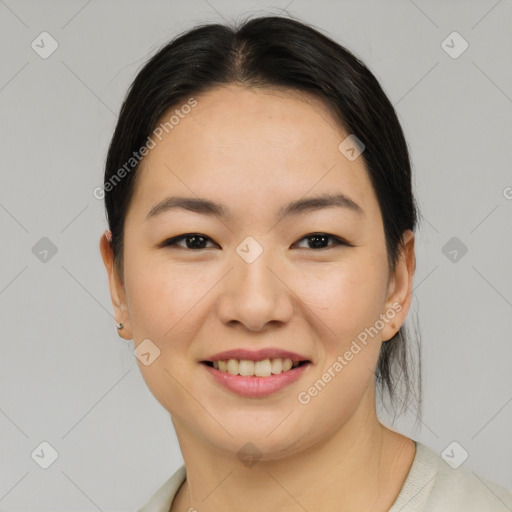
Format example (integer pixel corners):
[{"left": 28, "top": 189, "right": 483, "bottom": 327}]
[
  {"left": 294, "top": 259, "right": 387, "bottom": 429},
  {"left": 123, "top": 255, "right": 205, "bottom": 418},
  {"left": 124, "top": 252, "right": 206, "bottom": 340},
  {"left": 298, "top": 254, "right": 389, "bottom": 347}
]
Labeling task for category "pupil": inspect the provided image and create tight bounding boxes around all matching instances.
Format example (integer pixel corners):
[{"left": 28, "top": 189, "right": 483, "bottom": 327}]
[
  {"left": 309, "top": 235, "right": 327, "bottom": 248},
  {"left": 188, "top": 235, "right": 205, "bottom": 249}
]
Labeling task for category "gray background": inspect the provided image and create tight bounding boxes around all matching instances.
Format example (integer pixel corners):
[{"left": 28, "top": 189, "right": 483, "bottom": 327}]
[{"left": 1, "top": 0, "right": 511, "bottom": 510}]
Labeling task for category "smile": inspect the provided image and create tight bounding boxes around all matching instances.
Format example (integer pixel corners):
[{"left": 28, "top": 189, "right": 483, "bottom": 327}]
[
  {"left": 202, "top": 358, "right": 309, "bottom": 377},
  {"left": 201, "top": 359, "right": 312, "bottom": 397}
]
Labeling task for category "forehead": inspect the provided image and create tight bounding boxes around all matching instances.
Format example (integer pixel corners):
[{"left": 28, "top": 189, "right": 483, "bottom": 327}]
[{"left": 130, "top": 85, "right": 379, "bottom": 223}]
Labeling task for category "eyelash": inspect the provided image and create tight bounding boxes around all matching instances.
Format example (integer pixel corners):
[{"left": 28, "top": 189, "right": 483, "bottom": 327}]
[{"left": 160, "top": 233, "right": 350, "bottom": 251}]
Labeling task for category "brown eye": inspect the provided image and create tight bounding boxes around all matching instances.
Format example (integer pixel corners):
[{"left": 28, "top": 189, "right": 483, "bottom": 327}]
[
  {"left": 294, "top": 233, "right": 348, "bottom": 250},
  {"left": 161, "top": 234, "right": 217, "bottom": 250}
]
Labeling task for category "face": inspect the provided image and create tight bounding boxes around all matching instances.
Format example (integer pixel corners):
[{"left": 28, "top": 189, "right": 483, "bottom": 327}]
[{"left": 101, "top": 85, "right": 414, "bottom": 459}]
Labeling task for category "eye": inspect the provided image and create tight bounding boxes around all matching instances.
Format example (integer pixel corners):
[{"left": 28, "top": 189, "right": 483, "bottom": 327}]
[
  {"left": 159, "top": 232, "right": 350, "bottom": 251},
  {"left": 160, "top": 233, "right": 218, "bottom": 250},
  {"left": 293, "top": 233, "right": 349, "bottom": 250}
]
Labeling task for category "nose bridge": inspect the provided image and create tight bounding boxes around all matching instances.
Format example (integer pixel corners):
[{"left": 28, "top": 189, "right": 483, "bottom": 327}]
[
  {"left": 216, "top": 234, "right": 293, "bottom": 330},
  {"left": 234, "top": 234, "right": 279, "bottom": 297}
]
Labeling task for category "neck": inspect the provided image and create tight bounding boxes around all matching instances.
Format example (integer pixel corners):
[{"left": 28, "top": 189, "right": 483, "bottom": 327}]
[{"left": 170, "top": 388, "right": 415, "bottom": 512}]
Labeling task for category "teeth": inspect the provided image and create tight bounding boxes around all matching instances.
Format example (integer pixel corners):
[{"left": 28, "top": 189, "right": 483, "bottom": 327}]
[
  {"left": 271, "top": 358, "right": 282, "bottom": 374},
  {"left": 227, "top": 359, "right": 239, "bottom": 375},
  {"left": 239, "top": 359, "right": 254, "bottom": 376},
  {"left": 255, "top": 359, "right": 271, "bottom": 377},
  {"left": 211, "top": 358, "right": 304, "bottom": 377},
  {"left": 254, "top": 359, "right": 272, "bottom": 377}
]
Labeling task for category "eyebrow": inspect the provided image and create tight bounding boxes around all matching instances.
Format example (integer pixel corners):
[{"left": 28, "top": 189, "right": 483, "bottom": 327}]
[{"left": 146, "top": 192, "right": 364, "bottom": 222}]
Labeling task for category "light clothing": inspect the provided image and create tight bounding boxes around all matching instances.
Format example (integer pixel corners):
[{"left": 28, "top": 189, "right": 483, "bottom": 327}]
[{"left": 137, "top": 441, "right": 512, "bottom": 511}]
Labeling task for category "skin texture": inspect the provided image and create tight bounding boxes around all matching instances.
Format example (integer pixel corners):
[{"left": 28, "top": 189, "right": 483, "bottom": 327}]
[{"left": 100, "top": 84, "right": 417, "bottom": 511}]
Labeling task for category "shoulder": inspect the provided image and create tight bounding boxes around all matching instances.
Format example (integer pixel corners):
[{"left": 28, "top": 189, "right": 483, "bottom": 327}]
[
  {"left": 430, "top": 454, "right": 512, "bottom": 511},
  {"left": 137, "top": 465, "right": 187, "bottom": 512},
  {"left": 389, "top": 441, "right": 512, "bottom": 512}
]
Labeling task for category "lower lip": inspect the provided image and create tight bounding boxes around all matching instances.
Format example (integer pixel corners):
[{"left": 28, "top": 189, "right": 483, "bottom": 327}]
[{"left": 202, "top": 362, "right": 311, "bottom": 397}]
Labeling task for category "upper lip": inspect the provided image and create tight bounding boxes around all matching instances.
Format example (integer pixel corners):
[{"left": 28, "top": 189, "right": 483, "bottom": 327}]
[{"left": 203, "top": 348, "right": 310, "bottom": 362}]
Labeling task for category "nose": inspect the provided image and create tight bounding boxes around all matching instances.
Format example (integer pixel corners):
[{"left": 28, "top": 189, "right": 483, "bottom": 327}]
[{"left": 216, "top": 248, "right": 294, "bottom": 332}]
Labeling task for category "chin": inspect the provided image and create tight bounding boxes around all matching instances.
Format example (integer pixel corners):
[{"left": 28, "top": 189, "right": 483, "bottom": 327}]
[{"left": 193, "top": 414, "right": 322, "bottom": 460}]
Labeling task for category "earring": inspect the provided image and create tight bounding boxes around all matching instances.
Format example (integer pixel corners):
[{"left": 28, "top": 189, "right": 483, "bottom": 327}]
[{"left": 116, "top": 322, "right": 124, "bottom": 330}]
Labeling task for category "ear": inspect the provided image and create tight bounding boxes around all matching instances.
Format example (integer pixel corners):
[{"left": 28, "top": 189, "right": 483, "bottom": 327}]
[
  {"left": 380, "top": 230, "right": 416, "bottom": 342},
  {"left": 99, "top": 230, "right": 132, "bottom": 340}
]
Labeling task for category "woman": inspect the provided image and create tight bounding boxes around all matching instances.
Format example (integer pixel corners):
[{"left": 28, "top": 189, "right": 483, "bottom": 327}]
[{"left": 99, "top": 15, "right": 512, "bottom": 512}]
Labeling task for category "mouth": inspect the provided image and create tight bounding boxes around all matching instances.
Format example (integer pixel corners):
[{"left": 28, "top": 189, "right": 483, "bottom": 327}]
[
  {"left": 201, "top": 357, "right": 312, "bottom": 397},
  {"left": 201, "top": 358, "right": 311, "bottom": 377},
  {"left": 200, "top": 348, "right": 312, "bottom": 397}
]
